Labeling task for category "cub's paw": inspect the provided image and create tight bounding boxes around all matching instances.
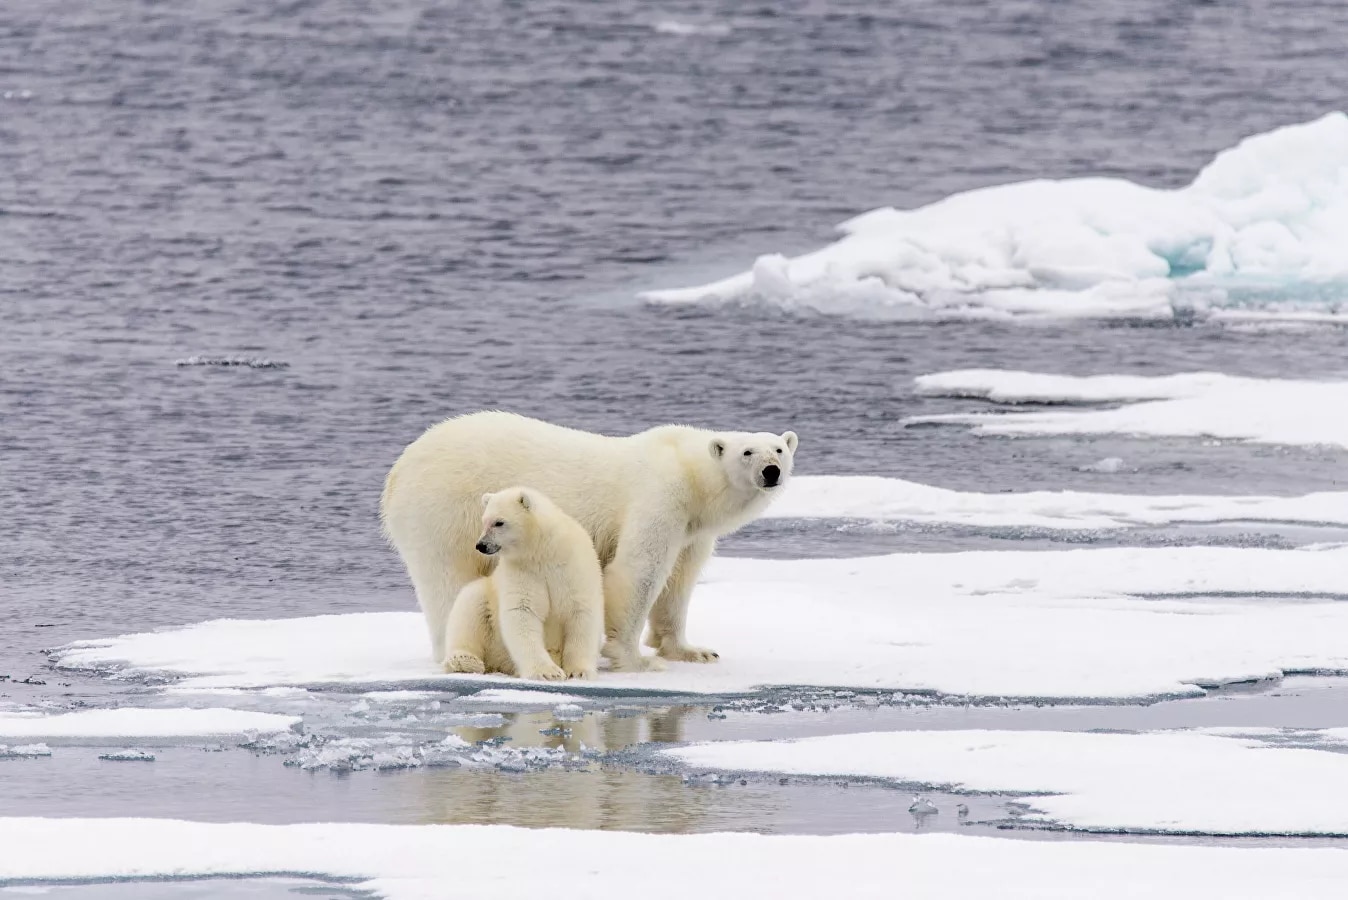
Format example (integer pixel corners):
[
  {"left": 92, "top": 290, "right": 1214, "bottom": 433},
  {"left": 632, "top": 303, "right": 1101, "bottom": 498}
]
[
  {"left": 443, "top": 652, "right": 486, "bottom": 675},
  {"left": 658, "top": 644, "right": 720, "bottom": 664},
  {"left": 520, "top": 662, "right": 567, "bottom": 682},
  {"left": 564, "top": 666, "right": 597, "bottom": 680}
]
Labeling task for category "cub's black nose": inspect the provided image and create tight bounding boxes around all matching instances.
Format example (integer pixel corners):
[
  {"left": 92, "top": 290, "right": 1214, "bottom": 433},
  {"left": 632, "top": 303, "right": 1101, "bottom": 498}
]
[
  {"left": 475, "top": 540, "right": 496, "bottom": 555},
  {"left": 762, "top": 464, "right": 781, "bottom": 487}
]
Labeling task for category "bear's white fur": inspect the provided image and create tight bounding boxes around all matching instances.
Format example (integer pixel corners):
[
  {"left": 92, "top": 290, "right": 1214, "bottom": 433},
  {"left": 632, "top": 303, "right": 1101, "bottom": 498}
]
[
  {"left": 442, "top": 486, "right": 604, "bottom": 681},
  {"left": 380, "top": 411, "right": 798, "bottom": 670}
]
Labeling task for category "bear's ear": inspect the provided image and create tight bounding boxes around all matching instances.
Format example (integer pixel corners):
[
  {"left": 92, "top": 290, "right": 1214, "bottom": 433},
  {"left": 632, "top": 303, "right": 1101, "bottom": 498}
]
[
  {"left": 518, "top": 491, "right": 531, "bottom": 511},
  {"left": 782, "top": 431, "right": 798, "bottom": 452},
  {"left": 481, "top": 493, "right": 493, "bottom": 508},
  {"left": 709, "top": 438, "right": 726, "bottom": 458}
]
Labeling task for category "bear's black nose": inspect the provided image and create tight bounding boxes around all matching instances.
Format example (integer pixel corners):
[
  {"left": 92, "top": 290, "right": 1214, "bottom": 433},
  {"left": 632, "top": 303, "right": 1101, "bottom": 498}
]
[
  {"left": 762, "top": 465, "right": 781, "bottom": 487},
  {"left": 475, "top": 540, "right": 496, "bottom": 555}
]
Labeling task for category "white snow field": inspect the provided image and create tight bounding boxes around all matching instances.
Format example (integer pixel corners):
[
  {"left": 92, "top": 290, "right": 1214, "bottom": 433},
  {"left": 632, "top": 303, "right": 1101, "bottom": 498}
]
[
  {"left": 774, "top": 474, "right": 1348, "bottom": 529},
  {"left": 642, "top": 113, "right": 1348, "bottom": 319},
  {"left": 910, "top": 370, "right": 1348, "bottom": 449},
  {"left": 666, "top": 728, "right": 1348, "bottom": 835},
  {"left": 51, "top": 545, "right": 1348, "bottom": 699},
  {"left": 0, "top": 707, "right": 299, "bottom": 739},
  {"left": 1, "top": 817, "right": 1347, "bottom": 900}
]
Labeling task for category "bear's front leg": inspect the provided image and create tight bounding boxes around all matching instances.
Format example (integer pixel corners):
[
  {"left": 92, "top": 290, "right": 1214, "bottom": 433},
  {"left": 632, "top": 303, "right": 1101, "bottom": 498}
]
[
  {"left": 498, "top": 574, "right": 566, "bottom": 681},
  {"left": 601, "top": 518, "right": 680, "bottom": 672},
  {"left": 560, "top": 606, "right": 603, "bottom": 680},
  {"left": 645, "top": 536, "right": 719, "bottom": 663}
]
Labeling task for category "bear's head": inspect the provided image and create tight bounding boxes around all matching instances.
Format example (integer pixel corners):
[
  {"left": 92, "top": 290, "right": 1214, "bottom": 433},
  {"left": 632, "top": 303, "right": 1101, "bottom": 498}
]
[
  {"left": 474, "top": 486, "right": 539, "bottom": 556},
  {"left": 709, "top": 430, "right": 799, "bottom": 495}
]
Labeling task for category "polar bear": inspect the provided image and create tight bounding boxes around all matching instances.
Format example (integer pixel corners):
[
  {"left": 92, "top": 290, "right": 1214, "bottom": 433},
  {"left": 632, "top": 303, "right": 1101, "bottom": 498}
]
[
  {"left": 442, "top": 486, "right": 604, "bottom": 681},
  {"left": 380, "top": 411, "right": 798, "bottom": 671}
]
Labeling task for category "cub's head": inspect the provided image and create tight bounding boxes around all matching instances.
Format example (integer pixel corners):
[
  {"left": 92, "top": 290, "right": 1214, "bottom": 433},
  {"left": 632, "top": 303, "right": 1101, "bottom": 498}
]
[
  {"left": 709, "top": 430, "right": 799, "bottom": 495},
  {"left": 474, "top": 486, "right": 539, "bottom": 556}
]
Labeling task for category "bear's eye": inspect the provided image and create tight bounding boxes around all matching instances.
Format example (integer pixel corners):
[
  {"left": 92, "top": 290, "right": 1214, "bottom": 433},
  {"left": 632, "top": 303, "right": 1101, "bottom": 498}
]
[
  {"left": 493, "top": 519, "right": 505, "bottom": 528},
  {"left": 776, "top": 447, "right": 784, "bottom": 454},
  {"left": 742, "top": 449, "right": 753, "bottom": 457}
]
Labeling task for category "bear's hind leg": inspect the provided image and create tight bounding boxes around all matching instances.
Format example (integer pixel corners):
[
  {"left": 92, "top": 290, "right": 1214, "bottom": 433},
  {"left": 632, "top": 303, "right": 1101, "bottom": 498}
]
[{"left": 443, "top": 579, "right": 492, "bottom": 674}]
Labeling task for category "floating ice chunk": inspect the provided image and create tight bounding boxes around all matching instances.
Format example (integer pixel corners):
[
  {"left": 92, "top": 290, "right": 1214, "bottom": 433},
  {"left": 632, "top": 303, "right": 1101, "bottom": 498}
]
[
  {"left": 1078, "top": 457, "right": 1125, "bottom": 474},
  {"left": 667, "top": 728, "right": 1348, "bottom": 835},
  {"left": 0, "top": 708, "right": 300, "bottom": 739},
  {"left": 651, "top": 20, "right": 732, "bottom": 36},
  {"left": 911, "top": 369, "right": 1348, "bottom": 449},
  {"left": 98, "top": 749, "right": 155, "bottom": 762},
  {"left": 643, "top": 114, "right": 1348, "bottom": 320},
  {"left": 552, "top": 703, "right": 585, "bottom": 721},
  {"left": 0, "top": 743, "right": 52, "bottom": 758},
  {"left": 909, "top": 796, "right": 938, "bottom": 815},
  {"left": 6, "top": 817, "right": 1348, "bottom": 898},
  {"left": 769, "top": 473, "right": 1348, "bottom": 530},
  {"left": 174, "top": 356, "right": 289, "bottom": 369}
]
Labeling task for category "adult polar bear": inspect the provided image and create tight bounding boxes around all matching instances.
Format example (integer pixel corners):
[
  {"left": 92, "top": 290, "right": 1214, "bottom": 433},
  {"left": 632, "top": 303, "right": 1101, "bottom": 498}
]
[{"left": 380, "top": 412, "right": 798, "bottom": 671}]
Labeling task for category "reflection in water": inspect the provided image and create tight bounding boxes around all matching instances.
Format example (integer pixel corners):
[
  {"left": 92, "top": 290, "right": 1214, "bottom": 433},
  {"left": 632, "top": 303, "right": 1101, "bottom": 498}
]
[
  {"left": 450, "top": 705, "right": 695, "bottom": 752},
  {"left": 416, "top": 769, "right": 721, "bottom": 832},
  {"left": 419, "top": 705, "right": 716, "bottom": 831}
]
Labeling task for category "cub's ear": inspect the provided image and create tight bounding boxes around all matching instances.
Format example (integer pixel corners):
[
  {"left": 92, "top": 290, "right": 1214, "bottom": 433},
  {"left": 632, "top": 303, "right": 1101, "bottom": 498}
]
[
  {"left": 709, "top": 438, "right": 726, "bottom": 458},
  {"left": 518, "top": 491, "right": 531, "bottom": 511},
  {"left": 481, "top": 493, "right": 493, "bottom": 508},
  {"left": 782, "top": 431, "right": 798, "bottom": 452}
]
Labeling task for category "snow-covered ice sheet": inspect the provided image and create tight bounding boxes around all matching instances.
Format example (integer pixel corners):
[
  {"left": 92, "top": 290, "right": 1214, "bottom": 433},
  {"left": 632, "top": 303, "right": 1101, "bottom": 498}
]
[
  {"left": 774, "top": 474, "right": 1348, "bottom": 529},
  {"left": 911, "top": 370, "right": 1348, "bottom": 449},
  {"left": 2, "top": 818, "right": 1348, "bottom": 900},
  {"left": 667, "top": 729, "right": 1348, "bottom": 835},
  {"left": 0, "top": 707, "right": 299, "bottom": 739},
  {"left": 51, "top": 545, "right": 1348, "bottom": 699},
  {"left": 642, "top": 114, "right": 1348, "bottom": 319}
]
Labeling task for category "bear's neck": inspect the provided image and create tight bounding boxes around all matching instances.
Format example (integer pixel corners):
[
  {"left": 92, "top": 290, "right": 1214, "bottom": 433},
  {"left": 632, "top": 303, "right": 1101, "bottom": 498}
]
[{"left": 688, "top": 470, "right": 771, "bottom": 538}]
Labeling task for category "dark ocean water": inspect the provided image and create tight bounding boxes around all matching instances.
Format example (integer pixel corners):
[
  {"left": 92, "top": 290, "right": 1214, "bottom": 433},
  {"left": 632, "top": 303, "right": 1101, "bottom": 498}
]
[{"left": 3, "top": 0, "right": 1348, "bottom": 846}]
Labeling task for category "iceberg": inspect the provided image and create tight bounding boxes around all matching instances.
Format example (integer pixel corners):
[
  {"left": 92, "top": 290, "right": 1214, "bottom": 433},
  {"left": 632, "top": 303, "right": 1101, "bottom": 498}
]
[{"left": 643, "top": 114, "right": 1348, "bottom": 319}]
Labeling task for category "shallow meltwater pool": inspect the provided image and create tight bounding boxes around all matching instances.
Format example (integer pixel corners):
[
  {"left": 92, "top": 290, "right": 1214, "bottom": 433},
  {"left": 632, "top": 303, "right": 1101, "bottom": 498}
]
[{"left": 7, "top": 678, "right": 1348, "bottom": 845}]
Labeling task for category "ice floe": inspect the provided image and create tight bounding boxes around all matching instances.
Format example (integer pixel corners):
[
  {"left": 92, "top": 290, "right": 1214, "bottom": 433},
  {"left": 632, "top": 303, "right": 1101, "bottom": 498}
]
[
  {"left": 911, "top": 369, "right": 1348, "bottom": 449},
  {"left": 3, "top": 817, "right": 1348, "bottom": 899},
  {"left": 643, "top": 114, "right": 1348, "bottom": 319},
  {"left": 0, "top": 708, "right": 300, "bottom": 739},
  {"left": 666, "top": 728, "right": 1348, "bottom": 835},
  {"left": 51, "top": 545, "right": 1348, "bottom": 700},
  {"left": 773, "top": 474, "right": 1348, "bottom": 529}
]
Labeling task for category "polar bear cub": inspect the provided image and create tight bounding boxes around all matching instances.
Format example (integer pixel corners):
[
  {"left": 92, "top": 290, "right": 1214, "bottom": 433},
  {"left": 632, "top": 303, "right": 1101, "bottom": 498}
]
[{"left": 442, "top": 486, "right": 604, "bottom": 681}]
